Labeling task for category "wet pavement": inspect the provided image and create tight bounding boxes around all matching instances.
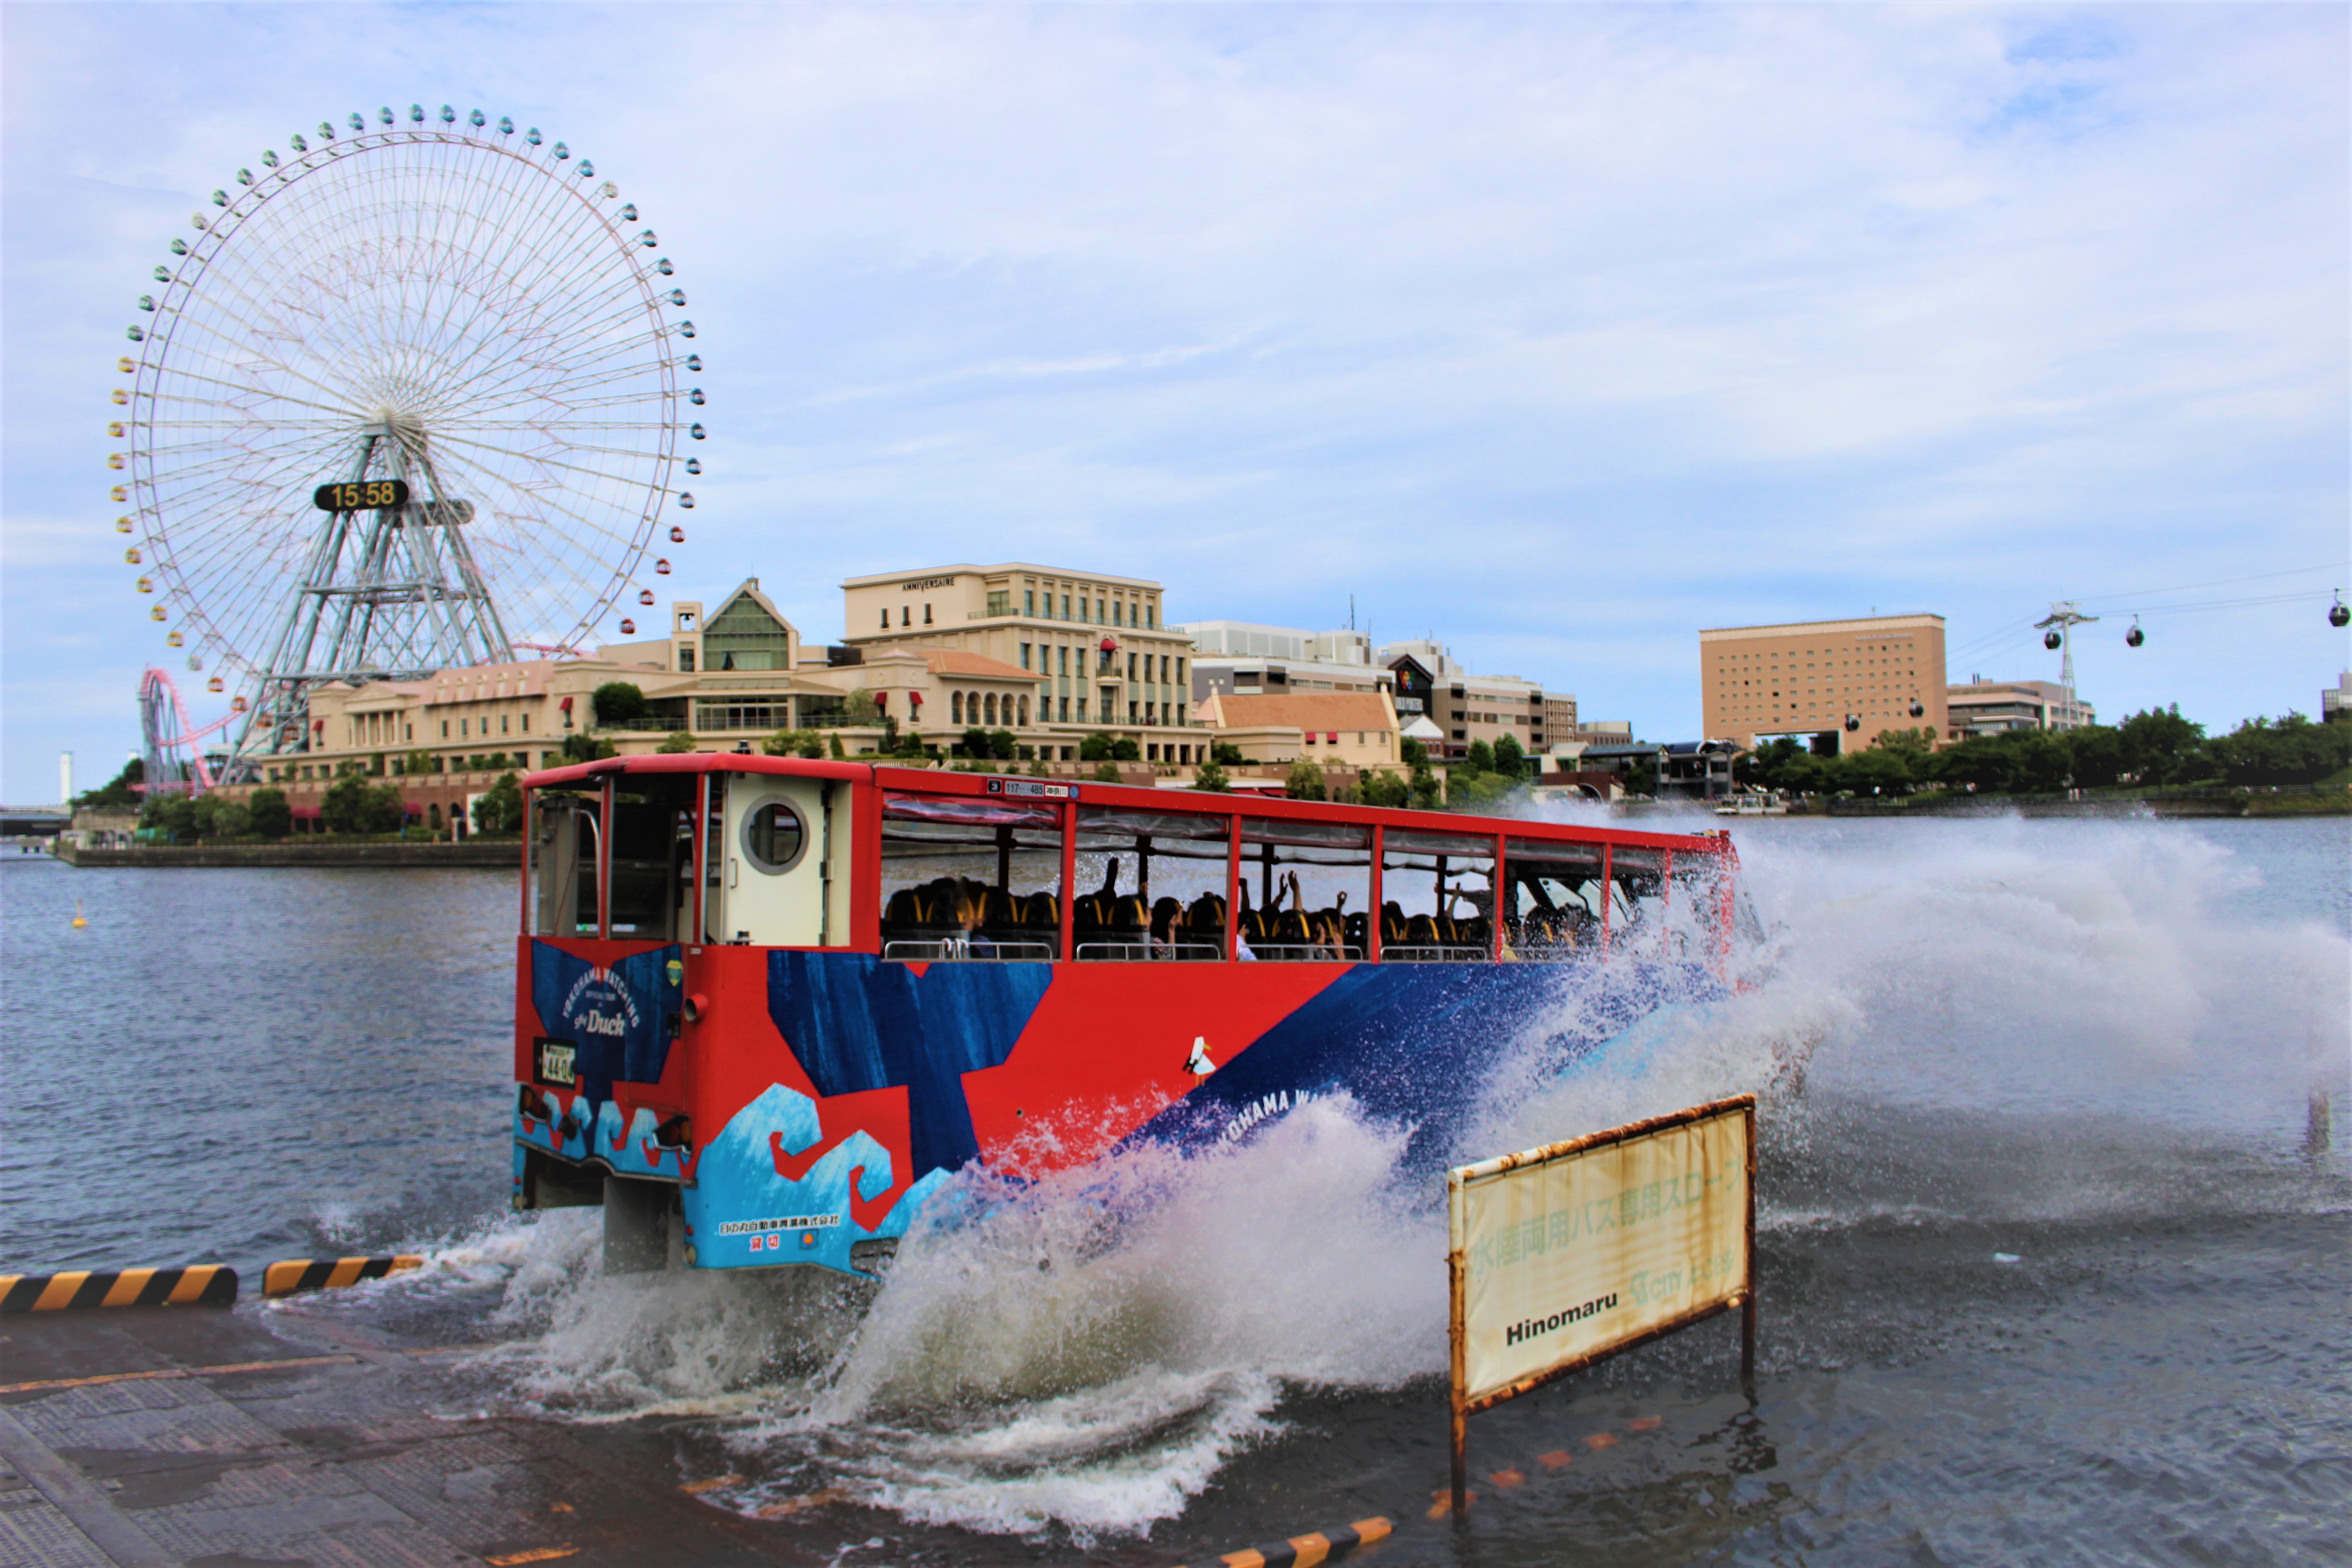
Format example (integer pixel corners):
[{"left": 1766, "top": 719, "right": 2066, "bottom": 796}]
[{"left": 0, "top": 1302, "right": 823, "bottom": 1568}]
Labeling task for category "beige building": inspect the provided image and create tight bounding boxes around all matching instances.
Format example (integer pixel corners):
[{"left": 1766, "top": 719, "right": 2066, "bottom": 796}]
[
  {"left": 1191, "top": 690, "right": 1404, "bottom": 770},
  {"left": 1945, "top": 679, "right": 2095, "bottom": 737},
  {"left": 1378, "top": 639, "right": 1573, "bottom": 760},
  {"left": 842, "top": 563, "right": 1206, "bottom": 762},
  {"left": 1700, "top": 614, "right": 1948, "bottom": 754}
]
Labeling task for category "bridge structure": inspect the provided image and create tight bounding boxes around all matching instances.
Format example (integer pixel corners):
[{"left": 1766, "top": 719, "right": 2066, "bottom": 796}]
[{"left": 0, "top": 804, "right": 73, "bottom": 838}]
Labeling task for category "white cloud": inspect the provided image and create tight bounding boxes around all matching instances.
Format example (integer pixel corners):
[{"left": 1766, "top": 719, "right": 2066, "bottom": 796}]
[{"left": 2, "top": 4, "right": 2345, "bottom": 798}]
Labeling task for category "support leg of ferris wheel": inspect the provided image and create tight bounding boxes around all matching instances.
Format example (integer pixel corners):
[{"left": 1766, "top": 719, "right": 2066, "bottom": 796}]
[{"left": 228, "top": 426, "right": 514, "bottom": 771}]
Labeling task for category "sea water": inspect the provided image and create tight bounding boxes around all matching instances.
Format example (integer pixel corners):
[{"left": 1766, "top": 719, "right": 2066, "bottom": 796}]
[{"left": 3, "top": 815, "right": 2345, "bottom": 1563}]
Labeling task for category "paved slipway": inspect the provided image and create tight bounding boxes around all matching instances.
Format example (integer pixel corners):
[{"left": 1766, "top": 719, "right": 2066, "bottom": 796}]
[{"left": 2, "top": 818, "right": 2347, "bottom": 1568}]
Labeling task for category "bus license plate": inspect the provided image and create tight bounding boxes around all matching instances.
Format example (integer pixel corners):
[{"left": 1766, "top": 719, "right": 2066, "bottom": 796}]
[{"left": 534, "top": 1039, "right": 577, "bottom": 1087}]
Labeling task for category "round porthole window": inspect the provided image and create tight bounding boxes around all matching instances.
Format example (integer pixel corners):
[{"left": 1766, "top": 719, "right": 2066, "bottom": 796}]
[{"left": 741, "top": 798, "right": 808, "bottom": 874}]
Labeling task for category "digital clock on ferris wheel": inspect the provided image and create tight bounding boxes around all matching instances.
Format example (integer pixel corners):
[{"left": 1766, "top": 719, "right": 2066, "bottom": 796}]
[{"left": 311, "top": 479, "right": 411, "bottom": 511}]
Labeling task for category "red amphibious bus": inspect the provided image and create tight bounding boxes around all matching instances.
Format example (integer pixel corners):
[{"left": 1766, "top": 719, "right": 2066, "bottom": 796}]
[{"left": 511, "top": 756, "right": 1742, "bottom": 1276}]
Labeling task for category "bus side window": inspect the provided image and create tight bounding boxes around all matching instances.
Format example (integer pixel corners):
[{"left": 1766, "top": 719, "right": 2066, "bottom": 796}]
[
  {"left": 1073, "top": 807, "right": 1230, "bottom": 961},
  {"left": 879, "top": 791, "right": 1062, "bottom": 961},
  {"left": 1502, "top": 837, "right": 1603, "bottom": 959},
  {"left": 606, "top": 776, "right": 698, "bottom": 941},
  {"left": 1380, "top": 828, "right": 1494, "bottom": 961},
  {"left": 531, "top": 789, "right": 601, "bottom": 937}
]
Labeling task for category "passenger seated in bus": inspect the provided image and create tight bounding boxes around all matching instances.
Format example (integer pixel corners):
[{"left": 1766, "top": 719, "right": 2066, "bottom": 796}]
[
  {"left": 1149, "top": 897, "right": 1186, "bottom": 958},
  {"left": 1380, "top": 901, "right": 1409, "bottom": 951},
  {"left": 1234, "top": 881, "right": 1271, "bottom": 959},
  {"left": 1186, "top": 891, "right": 1226, "bottom": 950},
  {"left": 1074, "top": 857, "right": 1148, "bottom": 956},
  {"left": 945, "top": 890, "right": 996, "bottom": 959}
]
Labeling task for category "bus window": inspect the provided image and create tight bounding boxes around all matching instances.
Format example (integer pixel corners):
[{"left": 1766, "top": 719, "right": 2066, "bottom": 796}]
[
  {"left": 1380, "top": 828, "right": 1497, "bottom": 961},
  {"left": 1504, "top": 836, "right": 1605, "bottom": 960},
  {"left": 715, "top": 773, "right": 848, "bottom": 948},
  {"left": 530, "top": 787, "right": 602, "bottom": 937},
  {"left": 1667, "top": 848, "right": 1733, "bottom": 957},
  {"left": 1073, "top": 807, "right": 1230, "bottom": 961},
  {"left": 607, "top": 776, "right": 698, "bottom": 941},
  {"left": 1608, "top": 846, "right": 1668, "bottom": 955},
  {"left": 878, "top": 792, "right": 1061, "bottom": 961},
  {"left": 1238, "top": 818, "right": 1369, "bottom": 961}
]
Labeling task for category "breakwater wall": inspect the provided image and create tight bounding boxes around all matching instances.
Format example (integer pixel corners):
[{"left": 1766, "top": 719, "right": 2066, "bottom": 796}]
[
  {"left": 1792, "top": 787, "right": 2347, "bottom": 819},
  {"left": 55, "top": 840, "right": 517, "bottom": 869}
]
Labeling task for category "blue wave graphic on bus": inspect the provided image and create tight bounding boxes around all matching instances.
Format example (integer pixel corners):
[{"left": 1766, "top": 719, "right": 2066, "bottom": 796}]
[
  {"left": 765, "top": 951, "right": 1051, "bottom": 1182},
  {"left": 685, "top": 1083, "right": 948, "bottom": 1275}
]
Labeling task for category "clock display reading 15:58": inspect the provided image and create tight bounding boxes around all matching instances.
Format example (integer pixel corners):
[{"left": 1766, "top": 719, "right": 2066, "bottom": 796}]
[{"left": 311, "top": 479, "right": 410, "bottom": 511}]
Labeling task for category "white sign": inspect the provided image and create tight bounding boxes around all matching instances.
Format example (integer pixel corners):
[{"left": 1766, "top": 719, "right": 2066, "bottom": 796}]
[{"left": 1450, "top": 1095, "right": 1754, "bottom": 1414}]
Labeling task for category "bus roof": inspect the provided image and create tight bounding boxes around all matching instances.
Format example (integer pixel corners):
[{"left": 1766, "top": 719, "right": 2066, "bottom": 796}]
[{"left": 522, "top": 754, "right": 1732, "bottom": 855}]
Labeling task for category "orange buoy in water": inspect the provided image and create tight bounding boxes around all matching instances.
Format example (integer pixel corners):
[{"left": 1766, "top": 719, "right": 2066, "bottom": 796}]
[{"left": 71, "top": 900, "right": 88, "bottom": 928}]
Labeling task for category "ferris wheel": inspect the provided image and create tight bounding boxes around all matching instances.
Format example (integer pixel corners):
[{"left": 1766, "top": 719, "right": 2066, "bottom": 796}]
[{"left": 112, "top": 103, "right": 702, "bottom": 762}]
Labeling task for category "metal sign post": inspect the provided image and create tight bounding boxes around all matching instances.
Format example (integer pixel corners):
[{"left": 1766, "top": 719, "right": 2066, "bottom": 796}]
[{"left": 1446, "top": 1093, "right": 1758, "bottom": 1518}]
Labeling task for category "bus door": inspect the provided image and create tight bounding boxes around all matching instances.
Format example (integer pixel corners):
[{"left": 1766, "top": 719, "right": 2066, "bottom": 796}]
[{"left": 709, "top": 772, "right": 840, "bottom": 946}]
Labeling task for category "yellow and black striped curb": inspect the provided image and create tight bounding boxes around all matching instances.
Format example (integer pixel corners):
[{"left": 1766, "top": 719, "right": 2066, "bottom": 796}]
[
  {"left": 262, "top": 1254, "right": 423, "bottom": 1297},
  {"left": 1166, "top": 1515, "right": 1391, "bottom": 1568},
  {"left": 0, "top": 1266, "right": 236, "bottom": 1313}
]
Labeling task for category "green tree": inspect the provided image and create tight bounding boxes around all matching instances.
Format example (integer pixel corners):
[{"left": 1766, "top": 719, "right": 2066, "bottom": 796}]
[
  {"left": 247, "top": 788, "right": 292, "bottom": 840},
  {"left": 1093, "top": 760, "right": 1122, "bottom": 783},
  {"left": 2206, "top": 712, "right": 2352, "bottom": 785},
  {"left": 473, "top": 772, "right": 524, "bottom": 834},
  {"left": 1464, "top": 739, "right": 1495, "bottom": 774},
  {"left": 74, "top": 757, "right": 144, "bottom": 810},
  {"left": 1492, "top": 733, "right": 1527, "bottom": 779},
  {"left": 1285, "top": 759, "right": 1328, "bottom": 800},
  {"left": 1111, "top": 737, "right": 1142, "bottom": 762},
  {"left": 1447, "top": 769, "right": 1517, "bottom": 809},
  {"left": 1360, "top": 769, "right": 1411, "bottom": 808},
  {"left": 321, "top": 774, "right": 407, "bottom": 834},
  {"left": 591, "top": 681, "right": 647, "bottom": 729},
  {"left": 1840, "top": 747, "right": 1915, "bottom": 795},
  {"left": 1399, "top": 737, "right": 1427, "bottom": 769},
  {"left": 843, "top": 689, "right": 881, "bottom": 725},
  {"left": 1410, "top": 759, "right": 1442, "bottom": 809},
  {"left": 957, "top": 726, "right": 990, "bottom": 758},
  {"left": 320, "top": 773, "right": 373, "bottom": 833},
  {"left": 2116, "top": 706, "right": 2208, "bottom": 785},
  {"left": 559, "top": 732, "right": 618, "bottom": 764},
  {"left": 397, "top": 750, "right": 440, "bottom": 776},
  {"left": 1212, "top": 741, "right": 1246, "bottom": 767},
  {"left": 828, "top": 733, "right": 847, "bottom": 759},
  {"left": 141, "top": 793, "right": 197, "bottom": 842},
  {"left": 989, "top": 729, "right": 1018, "bottom": 760},
  {"left": 1737, "top": 736, "right": 1804, "bottom": 790},
  {"left": 1868, "top": 727, "right": 1937, "bottom": 761},
  {"left": 658, "top": 730, "right": 697, "bottom": 754},
  {"left": 1078, "top": 733, "right": 1112, "bottom": 762},
  {"left": 1192, "top": 760, "right": 1233, "bottom": 792},
  {"left": 2062, "top": 725, "right": 2125, "bottom": 789},
  {"left": 761, "top": 728, "right": 821, "bottom": 758}
]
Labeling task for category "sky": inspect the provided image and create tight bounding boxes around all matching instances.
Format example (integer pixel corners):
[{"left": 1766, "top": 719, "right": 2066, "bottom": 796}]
[{"left": 3, "top": 2, "right": 2346, "bottom": 803}]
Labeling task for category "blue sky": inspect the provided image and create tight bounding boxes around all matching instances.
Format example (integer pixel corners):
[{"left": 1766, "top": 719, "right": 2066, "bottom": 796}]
[{"left": 4, "top": 3, "right": 2345, "bottom": 801}]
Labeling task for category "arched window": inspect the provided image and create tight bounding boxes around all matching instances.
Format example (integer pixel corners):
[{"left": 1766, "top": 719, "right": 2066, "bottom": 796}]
[
  {"left": 951, "top": 691, "right": 964, "bottom": 725},
  {"left": 1018, "top": 696, "right": 1029, "bottom": 726},
  {"left": 985, "top": 693, "right": 999, "bottom": 725}
]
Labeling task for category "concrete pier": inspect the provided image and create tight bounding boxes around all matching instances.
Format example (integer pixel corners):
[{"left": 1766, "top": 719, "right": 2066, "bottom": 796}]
[{"left": 0, "top": 1305, "right": 823, "bottom": 1567}]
